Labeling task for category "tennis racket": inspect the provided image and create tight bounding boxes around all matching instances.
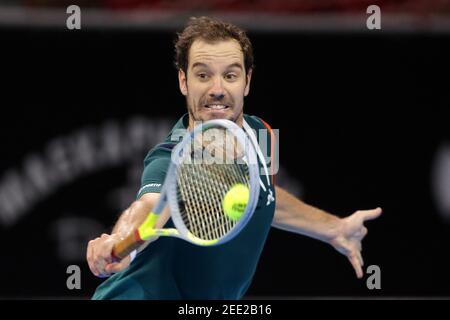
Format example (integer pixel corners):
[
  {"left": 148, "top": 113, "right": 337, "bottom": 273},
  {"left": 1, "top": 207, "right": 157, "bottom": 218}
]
[{"left": 112, "top": 119, "right": 260, "bottom": 260}]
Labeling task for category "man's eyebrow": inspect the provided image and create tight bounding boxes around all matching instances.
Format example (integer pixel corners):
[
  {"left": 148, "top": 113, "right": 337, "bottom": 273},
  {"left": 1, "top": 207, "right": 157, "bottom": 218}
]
[
  {"left": 191, "top": 62, "right": 209, "bottom": 69},
  {"left": 226, "top": 63, "right": 243, "bottom": 70},
  {"left": 190, "top": 62, "right": 244, "bottom": 70}
]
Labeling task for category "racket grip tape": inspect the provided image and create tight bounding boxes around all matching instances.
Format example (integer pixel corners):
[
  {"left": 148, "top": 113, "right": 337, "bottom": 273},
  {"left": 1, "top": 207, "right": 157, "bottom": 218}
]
[{"left": 111, "top": 229, "right": 145, "bottom": 261}]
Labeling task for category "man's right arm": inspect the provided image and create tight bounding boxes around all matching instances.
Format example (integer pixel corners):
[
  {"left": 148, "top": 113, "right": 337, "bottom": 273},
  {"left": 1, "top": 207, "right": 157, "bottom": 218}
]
[{"left": 86, "top": 193, "right": 170, "bottom": 277}]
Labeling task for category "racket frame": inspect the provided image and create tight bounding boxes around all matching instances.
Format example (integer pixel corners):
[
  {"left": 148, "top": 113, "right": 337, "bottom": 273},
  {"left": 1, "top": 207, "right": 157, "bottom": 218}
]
[{"left": 112, "top": 119, "right": 260, "bottom": 259}]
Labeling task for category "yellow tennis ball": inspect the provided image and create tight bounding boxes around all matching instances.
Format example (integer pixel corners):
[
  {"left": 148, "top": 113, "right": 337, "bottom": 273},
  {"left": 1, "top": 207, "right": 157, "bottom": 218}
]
[{"left": 222, "top": 184, "right": 250, "bottom": 221}]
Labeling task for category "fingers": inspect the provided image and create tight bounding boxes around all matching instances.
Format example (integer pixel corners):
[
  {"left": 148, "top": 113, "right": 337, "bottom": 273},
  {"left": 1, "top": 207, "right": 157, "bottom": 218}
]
[
  {"left": 361, "top": 227, "right": 368, "bottom": 238},
  {"left": 360, "top": 207, "right": 382, "bottom": 221},
  {"left": 357, "top": 250, "right": 364, "bottom": 267},
  {"left": 87, "top": 239, "right": 101, "bottom": 276},
  {"left": 356, "top": 227, "right": 368, "bottom": 241},
  {"left": 98, "top": 234, "right": 114, "bottom": 264},
  {"left": 105, "top": 256, "right": 131, "bottom": 274},
  {"left": 348, "top": 254, "right": 364, "bottom": 279},
  {"left": 105, "top": 263, "right": 123, "bottom": 274},
  {"left": 86, "top": 233, "right": 119, "bottom": 278}
]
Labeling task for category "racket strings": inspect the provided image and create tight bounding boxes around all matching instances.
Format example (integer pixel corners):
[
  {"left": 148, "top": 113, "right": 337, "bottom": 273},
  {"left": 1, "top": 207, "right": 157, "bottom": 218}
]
[
  {"left": 179, "top": 164, "right": 227, "bottom": 240},
  {"left": 177, "top": 162, "right": 250, "bottom": 241}
]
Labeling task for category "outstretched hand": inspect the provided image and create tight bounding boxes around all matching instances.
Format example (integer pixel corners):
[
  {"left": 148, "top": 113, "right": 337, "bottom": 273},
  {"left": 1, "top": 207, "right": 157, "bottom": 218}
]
[{"left": 329, "top": 207, "right": 382, "bottom": 278}]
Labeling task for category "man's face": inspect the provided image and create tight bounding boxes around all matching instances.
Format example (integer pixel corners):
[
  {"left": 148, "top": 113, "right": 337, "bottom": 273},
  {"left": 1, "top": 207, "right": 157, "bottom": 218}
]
[{"left": 178, "top": 39, "right": 252, "bottom": 128}]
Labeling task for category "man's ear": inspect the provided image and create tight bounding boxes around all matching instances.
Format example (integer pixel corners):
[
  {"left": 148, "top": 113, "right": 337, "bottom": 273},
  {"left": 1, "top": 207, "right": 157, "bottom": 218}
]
[
  {"left": 178, "top": 69, "right": 188, "bottom": 96},
  {"left": 244, "top": 68, "right": 253, "bottom": 97}
]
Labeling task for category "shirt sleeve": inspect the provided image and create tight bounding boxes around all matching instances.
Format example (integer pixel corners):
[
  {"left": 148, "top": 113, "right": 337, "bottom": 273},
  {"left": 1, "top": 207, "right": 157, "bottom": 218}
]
[{"left": 136, "top": 156, "right": 171, "bottom": 199}]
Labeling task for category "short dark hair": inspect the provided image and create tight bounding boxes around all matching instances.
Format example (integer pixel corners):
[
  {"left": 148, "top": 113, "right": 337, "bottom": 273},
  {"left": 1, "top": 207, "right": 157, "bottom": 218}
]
[{"left": 174, "top": 16, "right": 254, "bottom": 75}]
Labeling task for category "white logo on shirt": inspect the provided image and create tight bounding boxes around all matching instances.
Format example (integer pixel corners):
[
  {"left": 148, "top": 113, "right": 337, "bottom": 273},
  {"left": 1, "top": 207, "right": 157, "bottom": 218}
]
[{"left": 266, "top": 189, "right": 275, "bottom": 206}]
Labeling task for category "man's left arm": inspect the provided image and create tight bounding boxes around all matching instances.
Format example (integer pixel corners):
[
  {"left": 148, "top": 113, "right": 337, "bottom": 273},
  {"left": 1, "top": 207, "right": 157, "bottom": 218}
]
[{"left": 272, "top": 186, "right": 382, "bottom": 278}]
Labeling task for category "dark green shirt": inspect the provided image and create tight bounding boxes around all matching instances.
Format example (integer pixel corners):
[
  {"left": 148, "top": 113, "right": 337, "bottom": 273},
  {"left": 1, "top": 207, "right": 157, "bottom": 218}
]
[{"left": 93, "top": 114, "right": 276, "bottom": 300}]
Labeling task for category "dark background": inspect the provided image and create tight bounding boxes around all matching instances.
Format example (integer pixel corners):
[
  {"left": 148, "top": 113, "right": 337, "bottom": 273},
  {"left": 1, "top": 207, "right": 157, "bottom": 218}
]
[{"left": 1, "top": 24, "right": 449, "bottom": 298}]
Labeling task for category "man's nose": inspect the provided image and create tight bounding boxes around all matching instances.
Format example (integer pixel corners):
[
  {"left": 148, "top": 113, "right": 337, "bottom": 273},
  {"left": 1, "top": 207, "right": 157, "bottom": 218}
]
[{"left": 208, "top": 77, "right": 225, "bottom": 100}]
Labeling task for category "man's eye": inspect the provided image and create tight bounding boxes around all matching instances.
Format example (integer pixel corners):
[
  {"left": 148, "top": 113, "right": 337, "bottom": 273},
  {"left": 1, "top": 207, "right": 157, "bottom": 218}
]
[
  {"left": 225, "top": 73, "right": 237, "bottom": 80},
  {"left": 198, "top": 73, "right": 209, "bottom": 79}
]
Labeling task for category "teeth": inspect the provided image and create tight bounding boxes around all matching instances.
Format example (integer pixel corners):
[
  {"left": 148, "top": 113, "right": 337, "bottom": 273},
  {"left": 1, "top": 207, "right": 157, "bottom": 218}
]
[{"left": 206, "top": 104, "right": 227, "bottom": 109}]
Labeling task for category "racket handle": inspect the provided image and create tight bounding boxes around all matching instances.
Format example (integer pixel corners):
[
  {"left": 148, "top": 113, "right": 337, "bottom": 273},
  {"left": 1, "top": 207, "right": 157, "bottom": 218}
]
[{"left": 111, "top": 230, "right": 145, "bottom": 261}]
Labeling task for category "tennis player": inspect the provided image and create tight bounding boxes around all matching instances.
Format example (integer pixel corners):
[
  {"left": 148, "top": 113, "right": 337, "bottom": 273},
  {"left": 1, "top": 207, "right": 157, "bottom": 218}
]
[{"left": 87, "top": 16, "right": 382, "bottom": 299}]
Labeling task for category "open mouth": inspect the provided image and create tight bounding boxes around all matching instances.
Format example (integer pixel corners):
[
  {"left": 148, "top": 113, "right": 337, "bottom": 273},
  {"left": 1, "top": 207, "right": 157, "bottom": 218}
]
[{"left": 204, "top": 104, "right": 230, "bottom": 110}]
